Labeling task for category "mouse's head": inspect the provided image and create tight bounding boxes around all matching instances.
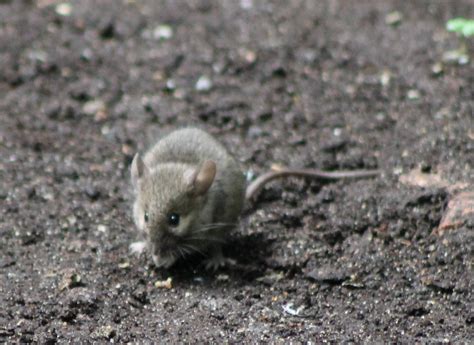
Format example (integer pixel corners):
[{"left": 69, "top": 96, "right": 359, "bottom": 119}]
[{"left": 131, "top": 153, "right": 216, "bottom": 268}]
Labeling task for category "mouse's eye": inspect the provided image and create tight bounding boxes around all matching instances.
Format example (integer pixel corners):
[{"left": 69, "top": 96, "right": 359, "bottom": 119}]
[
  {"left": 168, "top": 213, "right": 180, "bottom": 227},
  {"left": 144, "top": 212, "right": 149, "bottom": 223}
]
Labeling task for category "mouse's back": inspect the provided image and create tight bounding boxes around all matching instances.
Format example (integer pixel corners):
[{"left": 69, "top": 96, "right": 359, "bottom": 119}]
[{"left": 144, "top": 128, "right": 233, "bottom": 167}]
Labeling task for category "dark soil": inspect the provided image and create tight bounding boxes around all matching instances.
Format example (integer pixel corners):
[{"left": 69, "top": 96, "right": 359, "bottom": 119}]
[{"left": 1, "top": 0, "right": 473, "bottom": 342}]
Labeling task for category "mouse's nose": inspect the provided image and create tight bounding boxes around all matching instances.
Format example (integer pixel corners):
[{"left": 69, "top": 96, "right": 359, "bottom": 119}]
[
  {"left": 150, "top": 234, "right": 176, "bottom": 255},
  {"left": 152, "top": 254, "right": 177, "bottom": 268},
  {"left": 158, "top": 234, "right": 177, "bottom": 250}
]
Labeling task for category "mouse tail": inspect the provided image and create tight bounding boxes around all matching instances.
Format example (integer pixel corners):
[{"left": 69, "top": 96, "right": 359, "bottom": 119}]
[{"left": 245, "top": 168, "right": 380, "bottom": 201}]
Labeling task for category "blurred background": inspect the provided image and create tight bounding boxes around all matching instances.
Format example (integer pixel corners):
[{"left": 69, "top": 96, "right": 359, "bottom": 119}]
[{"left": 0, "top": 0, "right": 472, "bottom": 343}]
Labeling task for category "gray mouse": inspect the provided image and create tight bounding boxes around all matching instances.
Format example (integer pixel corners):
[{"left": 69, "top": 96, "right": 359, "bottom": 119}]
[
  {"left": 130, "top": 127, "right": 379, "bottom": 269},
  {"left": 131, "top": 128, "right": 246, "bottom": 269}
]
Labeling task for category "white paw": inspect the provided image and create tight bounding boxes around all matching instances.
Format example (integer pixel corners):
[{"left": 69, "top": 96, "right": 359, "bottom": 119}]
[
  {"left": 204, "top": 256, "right": 236, "bottom": 271},
  {"left": 129, "top": 241, "right": 147, "bottom": 255}
]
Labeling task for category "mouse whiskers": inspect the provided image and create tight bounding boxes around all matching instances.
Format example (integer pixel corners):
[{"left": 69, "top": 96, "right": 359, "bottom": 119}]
[
  {"left": 176, "top": 246, "right": 186, "bottom": 259},
  {"left": 185, "top": 234, "right": 226, "bottom": 244},
  {"left": 180, "top": 243, "right": 205, "bottom": 257},
  {"left": 193, "top": 222, "right": 236, "bottom": 234}
]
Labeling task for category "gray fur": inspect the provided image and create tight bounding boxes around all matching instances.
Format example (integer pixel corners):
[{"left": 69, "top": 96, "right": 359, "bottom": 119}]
[{"left": 131, "top": 128, "right": 245, "bottom": 268}]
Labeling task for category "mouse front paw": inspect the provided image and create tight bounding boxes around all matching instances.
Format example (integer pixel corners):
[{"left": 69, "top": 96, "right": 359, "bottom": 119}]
[
  {"left": 204, "top": 252, "right": 236, "bottom": 271},
  {"left": 129, "top": 241, "right": 147, "bottom": 255}
]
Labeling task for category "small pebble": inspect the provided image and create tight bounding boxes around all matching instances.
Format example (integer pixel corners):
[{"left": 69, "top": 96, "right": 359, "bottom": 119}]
[
  {"left": 118, "top": 261, "right": 130, "bottom": 269},
  {"left": 380, "top": 70, "right": 391, "bottom": 86},
  {"left": 216, "top": 274, "right": 229, "bottom": 281},
  {"left": 393, "top": 167, "right": 403, "bottom": 175},
  {"left": 80, "top": 48, "right": 93, "bottom": 61},
  {"left": 85, "top": 186, "right": 101, "bottom": 200},
  {"left": 239, "top": 48, "right": 257, "bottom": 64},
  {"left": 97, "top": 224, "right": 107, "bottom": 233},
  {"left": 121, "top": 144, "right": 133, "bottom": 156},
  {"left": 282, "top": 302, "right": 304, "bottom": 316},
  {"left": 55, "top": 2, "right": 72, "bottom": 16},
  {"left": 165, "top": 79, "right": 176, "bottom": 91},
  {"left": 195, "top": 75, "right": 213, "bottom": 92},
  {"left": 375, "top": 112, "right": 386, "bottom": 121},
  {"left": 342, "top": 277, "right": 365, "bottom": 289},
  {"left": 407, "top": 89, "right": 420, "bottom": 100},
  {"left": 153, "top": 25, "right": 173, "bottom": 40},
  {"left": 83, "top": 100, "right": 106, "bottom": 116},
  {"left": 58, "top": 271, "right": 82, "bottom": 291},
  {"left": 431, "top": 63, "right": 443, "bottom": 76},
  {"left": 385, "top": 11, "right": 403, "bottom": 26},
  {"left": 91, "top": 325, "right": 116, "bottom": 340},
  {"left": 28, "top": 50, "right": 48, "bottom": 63},
  {"left": 154, "top": 277, "right": 173, "bottom": 289},
  {"left": 245, "top": 170, "right": 255, "bottom": 182},
  {"left": 247, "top": 126, "right": 263, "bottom": 139},
  {"left": 67, "top": 215, "right": 77, "bottom": 226}
]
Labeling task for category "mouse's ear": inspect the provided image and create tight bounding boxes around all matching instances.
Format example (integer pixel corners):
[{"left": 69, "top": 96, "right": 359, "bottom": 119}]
[
  {"left": 131, "top": 153, "right": 149, "bottom": 187},
  {"left": 184, "top": 160, "right": 216, "bottom": 196}
]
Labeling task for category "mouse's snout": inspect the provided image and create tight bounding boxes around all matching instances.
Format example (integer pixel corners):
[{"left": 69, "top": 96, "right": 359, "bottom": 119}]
[
  {"left": 149, "top": 234, "right": 178, "bottom": 268},
  {"left": 151, "top": 252, "right": 177, "bottom": 268},
  {"left": 150, "top": 232, "right": 177, "bottom": 251}
]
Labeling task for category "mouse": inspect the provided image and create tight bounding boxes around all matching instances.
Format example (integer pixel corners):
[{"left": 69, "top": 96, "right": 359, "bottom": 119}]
[
  {"left": 130, "top": 127, "right": 380, "bottom": 269},
  {"left": 130, "top": 128, "right": 246, "bottom": 270}
]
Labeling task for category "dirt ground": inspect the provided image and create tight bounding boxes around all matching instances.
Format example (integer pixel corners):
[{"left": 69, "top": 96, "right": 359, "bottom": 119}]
[{"left": 1, "top": 0, "right": 473, "bottom": 342}]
